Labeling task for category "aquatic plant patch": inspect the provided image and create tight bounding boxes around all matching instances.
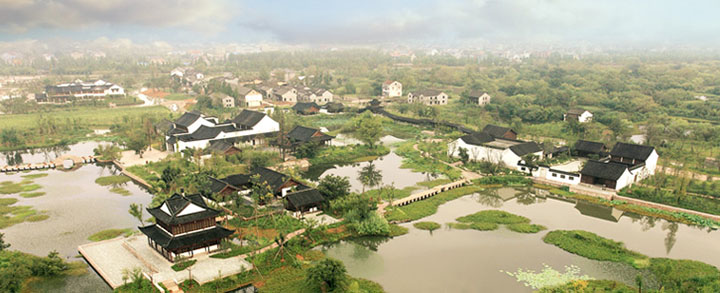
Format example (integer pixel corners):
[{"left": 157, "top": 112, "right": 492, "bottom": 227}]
[
  {"left": 20, "top": 173, "right": 48, "bottom": 179},
  {"left": 20, "top": 192, "right": 46, "bottom": 198},
  {"left": 109, "top": 187, "right": 132, "bottom": 196},
  {"left": 456, "top": 210, "right": 530, "bottom": 224},
  {"left": 507, "top": 223, "right": 547, "bottom": 233},
  {"left": 94, "top": 175, "right": 130, "bottom": 186},
  {"left": 87, "top": 228, "right": 134, "bottom": 241},
  {"left": 503, "top": 264, "right": 593, "bottom": 289},
  {"left": 413, "top": 221, "right": 441, "bottom": 231},
  {"left": 543, "top": 230, "right": 649, "bottom": 268}
]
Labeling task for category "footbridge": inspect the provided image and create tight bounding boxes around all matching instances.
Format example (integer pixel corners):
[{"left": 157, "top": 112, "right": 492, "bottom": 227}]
[{"left": 391, "top": 179, "right": 470, "bottom": 207}]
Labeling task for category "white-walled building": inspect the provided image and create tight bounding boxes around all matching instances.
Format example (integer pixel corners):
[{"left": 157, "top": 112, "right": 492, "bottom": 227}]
[
  {"left": 408, "top": 89, "right": 448, "bottom": 106},
  {"left": 236, "top": 87, "right": 263, "bottom": 107},
  {"left": 166, "top": 110, "right": 279, "bottom": 152},
  {"left": 447, "top": 131, "right": 543, "bottom": 168},
  {"left": 36, "top": 79, "right": 125, "bottom": 103},
  {"left": 469, "top": 91, "right": 492, "bottom": 106},
  {"left": 564, "top": 108, "right": 593, "bottom": 123},
  {"left": 382, "top": 81, "right": 402, "bottom": 97}
]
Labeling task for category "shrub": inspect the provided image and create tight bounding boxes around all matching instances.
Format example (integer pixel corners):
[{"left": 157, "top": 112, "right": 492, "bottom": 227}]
[
  {"left": 95, "top": 175, "right": 131, "bottom": 186},
  {"left": 171, "top": 259, "right": 197, "bottom": 272},
  {"left": 354, "top": 213, "right": 390, "bottom": 236}
]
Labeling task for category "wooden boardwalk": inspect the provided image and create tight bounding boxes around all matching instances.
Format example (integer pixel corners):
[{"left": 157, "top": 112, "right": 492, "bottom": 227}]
[
  {"left": 112, "top": 160, "right": 153, "bottom": 189},
  {"left": 391, "top": 179, "right": 469, "bottom": 207},
  {"left": 1, "top": 155, "right": 96, "bottom": 173}
]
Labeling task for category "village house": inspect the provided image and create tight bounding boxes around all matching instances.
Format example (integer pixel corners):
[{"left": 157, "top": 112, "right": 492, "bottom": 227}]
[
  {"left": 285, "top": 188, "right": 325, "bottom": 215},
  {"left": 286, "top": 126, "right": 333, "bottom": 150},
  {"left": 573, "top": 140, "right": 608, "bottom": 158},
  {"left": 209, "top": 167, "right": 307, "bottom": 198},
  {"left": 293, "top": 102, "right": 321, "bottom": 115},
  {"left": 481, "top": 124, "right": 517, "bottom": 140},
  {"left": 236, "top": 86, "right": 263, "bottom": 107},
  {"left": 447, "top": 130, "right": 543, "bottom": 168},
  {"left": 170, "top": 67, "right": 205, "bottom": 87},
  {"left": 469, "top": 91, "right": 492, "bottom": 106},
  {"left": 608, "top": 142, "right": 658, "bottom": 177},
  {"left": 272, "top": 86, "right": 297, "bottom": 103},
  {"left": 382, "top": 80, "right": 402, "bottom": 97},
  {"left": 165, "top": 110, "right": 279, "bottom": 152},
  {"left": 298, "top": 88, "right": 334, "bottom": 104},
  {"left": 204, "top": 140, "right": 242, "bottom": 156},
  {"left": 139, "top": 193, "right": 233, "bottom": 262},
  {"left": 221, "top": 95, "right": 235, "bottom": 108},
  {"left": 564, "top": 108, "right": 593, "bottom": 123},
  {"left": 36, "top": 79, "right": 125, "bottom": 103},
  {"left": 407, "top": 89, "right": 448, "bottom": 105},
  {"left": 579, "top": 160, "right": 638, "bottom": 190}
]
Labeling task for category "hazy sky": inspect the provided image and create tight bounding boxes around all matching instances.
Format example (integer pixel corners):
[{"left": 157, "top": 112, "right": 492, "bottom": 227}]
[{"left": 1, "top": 0, "right": 719, "bottom": 46}]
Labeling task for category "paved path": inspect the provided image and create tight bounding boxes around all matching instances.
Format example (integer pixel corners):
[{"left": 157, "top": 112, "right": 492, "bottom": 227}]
[{"left": 391, "top": 179, "right": 469, "bottom": 206}]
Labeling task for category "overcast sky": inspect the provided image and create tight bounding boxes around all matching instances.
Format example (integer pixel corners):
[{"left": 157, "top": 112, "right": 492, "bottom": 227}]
[{"left": 1, "top": 0, "right": 719, "bottom": 47}]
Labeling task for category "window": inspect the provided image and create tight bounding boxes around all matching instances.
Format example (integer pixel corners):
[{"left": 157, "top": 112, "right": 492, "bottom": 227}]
[
  {"left": 521, "top": 167, "right": 526, "bottom": 171},
  {"left": 552, "top": 173, "right": 557, "bottom": 177},
  {"left": 569, "top": 176, "right": 575, "bottom": 180},
  {"left": 560, "top": 175, "right": 566, "bottom": 179}
]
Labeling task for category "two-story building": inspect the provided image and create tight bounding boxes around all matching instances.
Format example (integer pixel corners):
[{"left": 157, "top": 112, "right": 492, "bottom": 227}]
[
  {"left": 564, "top": 108, "right": 593, "bottom": 123},
  {"left": 382, "top": 81, "right": 402, "bottom": 98},
  {"left": 469, "top": 91, "right": 492, "bottom": 106},
  {"left": 407, "top": 90, "right": 448, "bottom": 105},
  {"left": 236, "top": 86, "right": 263, "bottom": 107},
  {"left": 36, "top": 79, "right": 125, "bottom": 103}
]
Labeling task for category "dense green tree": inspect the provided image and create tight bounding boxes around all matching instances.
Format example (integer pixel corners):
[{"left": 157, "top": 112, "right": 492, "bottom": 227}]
[
  {"left": 306, "top": 258, "right": 347, "bottom": 291},
  {"left": 128, "top": 203, "right": 144, "bottom": 226},
  {"left": 317, "top": 174, "right": 351, "bottom": 200},
  {"left": 358, "top": 162, "right": 382, "bottom": 193},
  {"left": 0, "top": 233, "right": 9, "bottom": 251},
  {"left": 351, "top": 112, "right": 383, "bottom": 148}
]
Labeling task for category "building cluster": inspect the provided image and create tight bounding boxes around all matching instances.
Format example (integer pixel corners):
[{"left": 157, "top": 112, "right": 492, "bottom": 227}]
[
  {"left": 170, "top": 67, "right": 206, "bottom": 88},
  {"left": 448, "top": 125, "right": 658, "bottom": 191},
  {"left": 164, "top": 110, "right": 279, "bottom": 152},
  {"left": 35, "top": 79, "right": 125, "bottom": 103}
]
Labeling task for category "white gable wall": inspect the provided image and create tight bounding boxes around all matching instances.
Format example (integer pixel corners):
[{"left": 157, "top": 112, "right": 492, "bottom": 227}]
[
  {"left": 177, "top": 202, "right": 207, "bottom": 216},
  {"left": 578, "top": 111, "right": 593, "bottom": 123}
]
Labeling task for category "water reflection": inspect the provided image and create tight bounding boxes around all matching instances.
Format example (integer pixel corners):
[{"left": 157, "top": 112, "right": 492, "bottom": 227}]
[
  {"left": 324, "top": 188, "right": 720, "bottom": 292},
  {"left": 0, "top": 141, "right": 107, "bottom": 166}
]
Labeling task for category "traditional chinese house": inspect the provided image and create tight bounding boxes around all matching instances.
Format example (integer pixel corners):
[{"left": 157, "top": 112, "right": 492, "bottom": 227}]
[{"left": 139, "top": 194, "right": 233, "bottom": 262}]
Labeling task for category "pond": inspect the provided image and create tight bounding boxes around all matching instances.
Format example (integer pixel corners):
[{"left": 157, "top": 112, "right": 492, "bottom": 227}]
[
  {"left": 309, "top": 135, "right": 438, "bottom": 192},
  {"left": 0, "top": 143, "right": 153, "bottom": 292},
  {"left": 321, "top": 187, "right": 720, "bottom": 292},
  {"left": 0, "top": 140, "right": 111, "bottom": 166}
]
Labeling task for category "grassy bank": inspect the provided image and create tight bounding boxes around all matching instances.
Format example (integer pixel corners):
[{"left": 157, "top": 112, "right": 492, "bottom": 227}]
[
  {"left": 385, "top": 185, "right": 485, "bottom": 222},
  {"left": 395, "top": 141, "right": 461, "bottom": 180},
  {"left": 533, "top": 183, "right": 720, "bottom": 228},
  {"left": 620, "top": 185, "right": 720, "bottom": 216},
  {"left": 0, "top": 106, "right": 170, "bottom": 131},
  {"left": 542, "top": 230, "right": 720, "bottom": 292}
]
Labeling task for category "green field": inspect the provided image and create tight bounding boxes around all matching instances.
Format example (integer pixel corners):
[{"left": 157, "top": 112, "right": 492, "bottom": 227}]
[{"left": 0, "top": 106, "right": 171, "bottom": 131}]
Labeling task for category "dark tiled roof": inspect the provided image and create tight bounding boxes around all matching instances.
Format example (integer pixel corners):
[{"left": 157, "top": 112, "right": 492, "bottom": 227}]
[
  {"left": 459, "top": 132, "right": 495, "bottom": 146},
  {"left": 206, "top": 140, "right": 235, "bottom": 153},
  {"left": 273, "top": 86, "right": 295, "bottom": 95},
  {"left": 174, "top": 111, "right": 202, "bottom": 128},
  {"left": 209, "top": 177, "right": 234, "bottom": 194},
  {"left": 574, "top": 140, "right": 606, "bottom": 154},
  {"left": 510, "top": 142, "right": 543, "bottom": 157},
  {"left": 325, "top": 102, "right": 344, "bottom": 113},
  {"left": 286, "top": 188, "right": 325, "bottom": 209},
  {"left": 139, "top": 224, "right": 233, "bottom": 250},
  {"left": 566, "top": 108, "right": 587, "bottom": 115},
  {"left": 610, "top": 142, "right": 655, "bottom": 161},
  {"left": 580, "top": 160, "right": 629, "bottom": 181},
  {"left": 233, "top": 110, "right": 267, "bottom": 128},
  {"left": 147, "top": 194, "right": 220, "bottom": 225},
  {"left": 481, "top": 124, "right": 514, "bottom": 138},
  {"left": 287, "top": 126, "right": 332, "bottom": 142},
  {"left": 468, "top": 90, "right": 488, "bottom": 98},
  {"left": 293, "top": 102, "right": 320, "bottom": 113},
  {"left": 410, "top": 89, "right": 444, "bottom": 96},
  {"left": 251, "top": 167, "right": 292, "bottom": 191},
  {"left": 236, "top": 86, "right": 255, "bottom": 96},
  {"left": 177, "top": 124, "right": 237, "bottom": 142}
]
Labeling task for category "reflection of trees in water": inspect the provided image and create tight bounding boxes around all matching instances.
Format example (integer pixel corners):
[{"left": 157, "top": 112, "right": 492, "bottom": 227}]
[
  {"left": 3, "top": 151, "right": 24, "bottom": 166},
  {"left": 350, "top": 236, "right": 389, "bottom": 252},
  {"left": 516, "top": 190, "right": 544, "bottom": 205},
  {"left": 662, "top": 222, "right": 678, "bottom": 255},
  {"left": 637, "top": 216, "right": 657, "bottom": 231},
  {"left": 474, "top": 190, "right": 503, "bottom": 208}
]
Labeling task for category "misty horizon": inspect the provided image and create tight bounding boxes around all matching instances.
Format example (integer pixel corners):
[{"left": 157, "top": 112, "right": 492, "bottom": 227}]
[{"left": 1, "top": 0, "right": 720, "bottom": 49}]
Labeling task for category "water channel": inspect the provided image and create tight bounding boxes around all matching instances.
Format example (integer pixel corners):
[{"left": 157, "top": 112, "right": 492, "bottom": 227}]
[
  {"left": 1, "top": 142, "right": 152, "bottom": 292},
  {"left": 321, "top": 188, "right": 720, "bottom": 292}
]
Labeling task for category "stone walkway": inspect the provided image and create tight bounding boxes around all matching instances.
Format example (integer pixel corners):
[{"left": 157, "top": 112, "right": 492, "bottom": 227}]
[{"left": 79, "top": 235, "right": 252, "bottom": 289}]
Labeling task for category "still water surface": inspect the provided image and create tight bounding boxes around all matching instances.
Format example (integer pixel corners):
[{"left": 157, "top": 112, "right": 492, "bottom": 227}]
[{"left": 322, "top": 188, "right": 720, "bottom": 292}]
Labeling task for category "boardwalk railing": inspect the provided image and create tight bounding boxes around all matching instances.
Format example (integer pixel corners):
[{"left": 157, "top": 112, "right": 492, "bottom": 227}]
[{"left": 392, "top": 179, "right": 469, "bottom": 207}]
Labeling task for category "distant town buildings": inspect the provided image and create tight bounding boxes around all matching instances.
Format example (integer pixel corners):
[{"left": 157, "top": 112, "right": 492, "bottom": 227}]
[
  {"left": 236, "top": 86, "right": 263, "bottom": 107},
  {"left": 297, "top": 88, "right": 334, "bottom": 104},
  {"left": 382, "top": 81, "right": 402, "bottom": 98},
  {"left": 36, "top": 79, "right": 125, "bottom": 103},
  {"left": 407, "top": 89, "right": 448, "bottom": 106}
]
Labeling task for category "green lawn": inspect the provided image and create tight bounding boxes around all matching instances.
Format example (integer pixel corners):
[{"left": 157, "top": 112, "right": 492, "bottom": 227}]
[{"left": 0, "top": 106, "right": 170, "bottom": 131}]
